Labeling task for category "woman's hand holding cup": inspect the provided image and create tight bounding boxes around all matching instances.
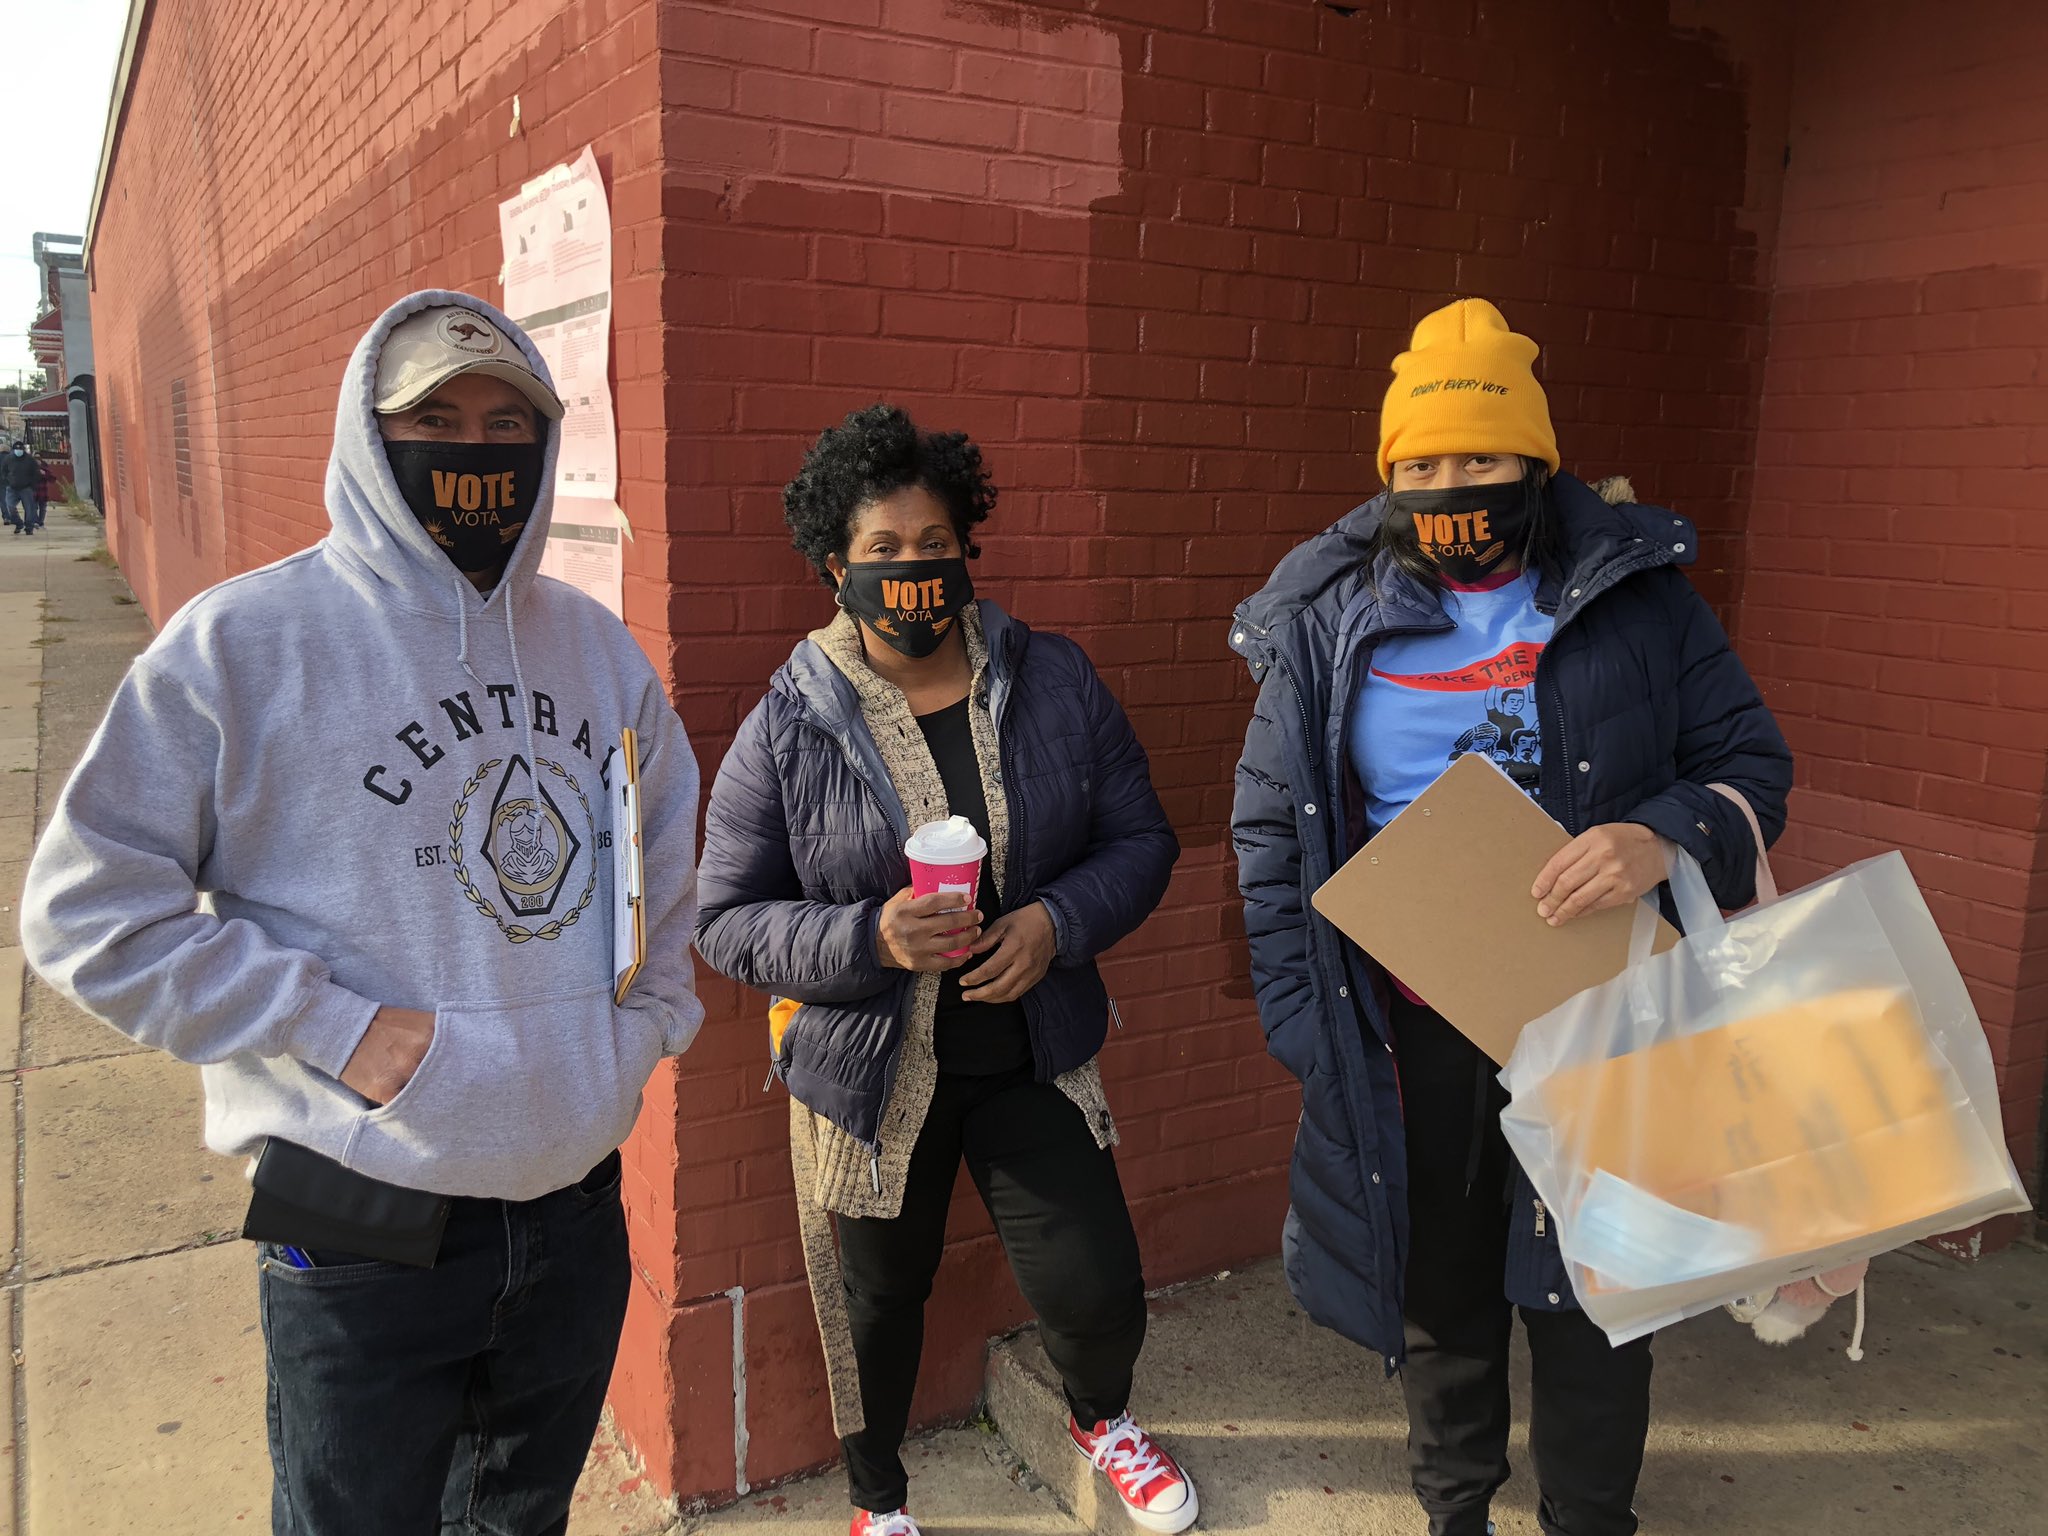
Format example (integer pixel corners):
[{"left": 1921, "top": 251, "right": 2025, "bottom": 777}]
[
  {"left": 877, "top": 887, "right": 982, "bottom": 971},
  {"left": 886, "top": 817, "right": 988, "bottom": 970}
]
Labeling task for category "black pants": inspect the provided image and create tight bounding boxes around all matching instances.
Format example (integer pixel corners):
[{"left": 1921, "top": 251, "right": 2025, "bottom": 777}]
[
  {"left": 1394, "top": 996, "right": 1654, "bottom": 1536},
  {"left": 257, "top": 1153, "right": 629, "bottom": 1535},
  {"left": 837, "top": 1067, "right": 1147, "bottom": 1512}
]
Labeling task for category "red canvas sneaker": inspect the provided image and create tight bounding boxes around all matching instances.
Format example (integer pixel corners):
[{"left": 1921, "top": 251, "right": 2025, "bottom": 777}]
[{"left": 1070, "top": 1412, "right": 1199, "bottom": 1533}]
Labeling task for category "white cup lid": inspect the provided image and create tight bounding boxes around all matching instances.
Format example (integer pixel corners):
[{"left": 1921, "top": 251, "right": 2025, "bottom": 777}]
[{"left": 906, "top": 815, "right": 986, "bottom": 864}]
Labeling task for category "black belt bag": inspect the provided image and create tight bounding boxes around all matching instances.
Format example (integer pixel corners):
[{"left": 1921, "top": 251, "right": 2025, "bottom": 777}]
[{"left": 241, "top": 1138, "right": 452, "bottom": 1268}]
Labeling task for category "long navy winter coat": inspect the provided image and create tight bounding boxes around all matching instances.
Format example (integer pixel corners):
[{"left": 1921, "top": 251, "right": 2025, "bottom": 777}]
[
  {"left": 1229, "top": 475, "right": 1794, "bottom": 1366},
  {"left": 695, "top": 601, "right": 1179, "bottom": 1148}
]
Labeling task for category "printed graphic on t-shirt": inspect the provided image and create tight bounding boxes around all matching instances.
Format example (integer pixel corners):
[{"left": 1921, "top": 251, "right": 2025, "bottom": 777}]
[
  {"left": 1374, "top": 640, "right": 1544, "bottom": 777},
  {"left": 1349, "top": 574, "right": 1556, "bottom": 831}
]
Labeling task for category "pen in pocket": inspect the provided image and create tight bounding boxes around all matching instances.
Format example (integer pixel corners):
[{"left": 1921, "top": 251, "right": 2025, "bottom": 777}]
[{"left": 278, "top": 1245, "right": 314, "bottom": 1269}]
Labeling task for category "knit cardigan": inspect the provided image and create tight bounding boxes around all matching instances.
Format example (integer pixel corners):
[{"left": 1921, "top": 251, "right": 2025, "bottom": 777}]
[{"left": 790, "top": 605, "right": 1117, "bottom": 1436}]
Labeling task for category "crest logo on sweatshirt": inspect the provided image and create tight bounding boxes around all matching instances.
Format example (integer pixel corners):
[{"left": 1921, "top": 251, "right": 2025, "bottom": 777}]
[{"left": 449, "top": 755, "right": 597, "bottom": 943}]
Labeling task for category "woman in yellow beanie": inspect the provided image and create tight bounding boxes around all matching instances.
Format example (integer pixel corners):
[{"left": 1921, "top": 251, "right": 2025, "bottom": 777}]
[{"left": 1229, "top": 300, "right": 1792, "bottom": 1536}]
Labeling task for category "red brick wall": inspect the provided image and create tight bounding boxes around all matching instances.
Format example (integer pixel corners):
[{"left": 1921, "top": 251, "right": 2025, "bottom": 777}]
[
  {"left": 657, "top": 0, "right": 1789, "bottom": 1500},
  {"left": 88, "top": 0, "right": 671, "bottom": 644},
  {"left": 92, "top": 0, "right": 1840, "bottom": 1510},
  {"left": 1742, "top": 0, "right": 2048, "bottom": 1214}
]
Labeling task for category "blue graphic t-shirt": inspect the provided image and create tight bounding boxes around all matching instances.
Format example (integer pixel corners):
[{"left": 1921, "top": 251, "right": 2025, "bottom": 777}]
[{"left": 1349, "top": 571, "right": 1555, "bottom": 831}]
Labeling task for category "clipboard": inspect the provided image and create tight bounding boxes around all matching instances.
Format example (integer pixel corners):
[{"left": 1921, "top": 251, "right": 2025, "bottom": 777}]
[
  {"left": 611, "top": 728, "right": 646, "bottom": 1005},
  {"left": 1310, "top": 753, "right": 1678, "bottom": 1065}
]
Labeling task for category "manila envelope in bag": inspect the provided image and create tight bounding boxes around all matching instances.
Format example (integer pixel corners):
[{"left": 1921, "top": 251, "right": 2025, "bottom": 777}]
[{"left": 1311, "top": 753, "right": 1677, "bottom": 1064}]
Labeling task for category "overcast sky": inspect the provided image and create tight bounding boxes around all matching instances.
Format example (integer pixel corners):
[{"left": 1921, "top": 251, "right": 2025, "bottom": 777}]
[{"left": 1, "top": 0, "right": 131, "bottom": 383}]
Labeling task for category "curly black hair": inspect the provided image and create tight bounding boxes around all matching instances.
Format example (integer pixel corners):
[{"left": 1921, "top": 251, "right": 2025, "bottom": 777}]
[{"left": 783, "top": 404, "right": 997, "bottom": 587}]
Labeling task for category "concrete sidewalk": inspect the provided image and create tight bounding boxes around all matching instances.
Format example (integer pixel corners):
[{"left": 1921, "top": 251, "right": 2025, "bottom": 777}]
[
  {"left": 0, "top": 511, "right": 670, "bottom": 1535},
  {"left": 990, "top": 1247, "right": 2048, "bottom": 1536},
  {"left": 676, "top": 1240, "right": 2048, "bottom": 1534}
]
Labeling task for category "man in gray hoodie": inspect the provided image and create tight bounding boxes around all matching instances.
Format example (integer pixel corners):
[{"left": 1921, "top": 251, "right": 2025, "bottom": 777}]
[{"left": 22, "top": 291, "right": 703, "bottom": 1534}]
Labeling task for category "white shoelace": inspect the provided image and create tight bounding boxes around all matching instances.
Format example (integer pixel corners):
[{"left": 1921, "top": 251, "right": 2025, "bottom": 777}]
[
  {"left": 1086, "top": 1414, "right": 1169, "bottom": 1497},
  {"left": 861, "top": 1513, "right": 919, "bottom": 1536},
  {"left": 1815, "top": 1269, "right": 1871, "bottom": 1363}
]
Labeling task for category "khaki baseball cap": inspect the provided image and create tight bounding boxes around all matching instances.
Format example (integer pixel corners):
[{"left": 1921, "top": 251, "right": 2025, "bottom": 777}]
[{"left": 373, "top": 305, "right": 565, "bottom": 421}]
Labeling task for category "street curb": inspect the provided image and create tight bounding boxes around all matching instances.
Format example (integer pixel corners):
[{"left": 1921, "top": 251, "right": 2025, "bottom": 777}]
[{"left": 985, "top": 1330, "right": 1119, "bottom": 1534}]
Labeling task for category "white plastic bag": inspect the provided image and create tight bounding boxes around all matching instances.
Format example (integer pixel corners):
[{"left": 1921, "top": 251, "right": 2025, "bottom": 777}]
[{"left": 1500, "top": 834, "right": 2032, "bottom": 1346}]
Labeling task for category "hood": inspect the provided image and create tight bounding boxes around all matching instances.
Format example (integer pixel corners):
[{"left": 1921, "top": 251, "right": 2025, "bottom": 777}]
[
  {"left": 1231, "top": 498, "right": 1389, "bottom": 660},
  {"left": 1230, "top": 473, "right": 1697, "bottom": 666},
  {"left": 322, "top": 289, "right": 561, "bottom": 618}
]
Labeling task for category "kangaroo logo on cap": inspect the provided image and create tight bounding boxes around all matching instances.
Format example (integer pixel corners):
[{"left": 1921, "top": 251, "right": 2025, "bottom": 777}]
[{"left": 437, "top": 310, "right": 499, "bottom": 354}]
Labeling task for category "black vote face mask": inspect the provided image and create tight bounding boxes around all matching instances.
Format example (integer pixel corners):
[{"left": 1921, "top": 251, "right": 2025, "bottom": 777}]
[
  {"left": 836, "top": 557, "right": 974, "bottom": 658},
  {"left": 384, "top": 441, "right": 546, "bottom": 574},
  {"left": 1385, "top": 468, "right": 1542, "bottom": 586}
]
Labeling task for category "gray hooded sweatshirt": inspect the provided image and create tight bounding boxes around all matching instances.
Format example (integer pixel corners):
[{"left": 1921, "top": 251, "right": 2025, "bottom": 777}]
[{"left": 21, "top": 290, "right": 703, "bottom": 1202}]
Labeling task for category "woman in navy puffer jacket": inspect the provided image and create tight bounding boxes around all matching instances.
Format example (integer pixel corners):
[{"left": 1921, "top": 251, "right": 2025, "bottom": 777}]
[
  {"left": 695, "top": 406, "right": 1198, "bottom": 1536},
  {"left": 1231, "top": 302, "right": 1792, "bottom": 1536}
]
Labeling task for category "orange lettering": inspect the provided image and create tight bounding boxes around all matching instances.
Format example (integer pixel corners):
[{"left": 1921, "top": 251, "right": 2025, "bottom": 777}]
[
  {"left": 881, "top": 579, "right": 904, "bottom": 607},
  {"left": 432, "top": 470, "right": 459, "bottom": 510},
  {"left": 1473, "top": 509, "right": 1492, "bottom": 541},
  {"left": 457, "top": 475, "right": 483, "bottom": 512}
]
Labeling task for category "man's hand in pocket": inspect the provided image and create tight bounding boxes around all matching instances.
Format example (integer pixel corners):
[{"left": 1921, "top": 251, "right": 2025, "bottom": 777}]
[{"left": 339, "top": 1007, "right": 436, "bottom": 1105}]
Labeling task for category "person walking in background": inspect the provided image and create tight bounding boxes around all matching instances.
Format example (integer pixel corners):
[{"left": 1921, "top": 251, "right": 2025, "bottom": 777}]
[
  {"left": 30, "top": 454, "right": 56, "bottom": 530},
  {"left": 695, "top": 405, "right": 1197, "bottom": 1536},
  {"left": 1230, "top": 299, "right": 1792, "bottom": 1536},
  {"left": 2, "top": 440, "right": 38, "bottom": 533},
  {"left": 20, "top": 292, "right": 704, "bottom": 1535}
]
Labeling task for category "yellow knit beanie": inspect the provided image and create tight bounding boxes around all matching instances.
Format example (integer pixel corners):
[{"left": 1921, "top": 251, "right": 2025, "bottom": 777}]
[{"left": 1376, "top": 298, "right": 1559, "bottom": 483}]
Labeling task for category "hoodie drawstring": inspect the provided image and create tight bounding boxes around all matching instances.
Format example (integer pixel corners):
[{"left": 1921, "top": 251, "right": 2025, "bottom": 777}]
[
  {"left": 457, "top": 595, "right": 482, "bottom": 686},
  {"left": 453, "top": 568, "right": 531, "bottom": 771},
  {"left": 503, "top": 582, "right": 540, "bottom": 777}
]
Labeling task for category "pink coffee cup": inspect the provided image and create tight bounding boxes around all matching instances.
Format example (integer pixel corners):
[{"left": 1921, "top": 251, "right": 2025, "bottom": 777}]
[{"left": 905, "top": 817, "right": 987, "bottom": 958}]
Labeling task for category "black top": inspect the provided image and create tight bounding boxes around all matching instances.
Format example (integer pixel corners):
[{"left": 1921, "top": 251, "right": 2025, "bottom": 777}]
[{"left": 915, "top": 698, "right": 1035, "bottom": 1075}]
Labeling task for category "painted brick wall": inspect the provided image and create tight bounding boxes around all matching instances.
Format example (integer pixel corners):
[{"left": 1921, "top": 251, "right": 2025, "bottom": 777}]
[
  {"left": 655, "top": 0, "right": 1789, "bottom": 1500},
  {"left": 88, "top": 0, "right": 1854, "bottom": 1511},
  {"left": 88, "top": 0, "right": 671, "bottom": 643},
  {"left": 1743, "top": 0, "right": 2048, "bottom": 1215}
]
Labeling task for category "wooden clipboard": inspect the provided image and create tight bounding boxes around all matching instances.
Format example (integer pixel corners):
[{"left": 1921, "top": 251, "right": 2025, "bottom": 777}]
[
  {"left": 611, "top": 728, "right": 646, "bottom": 1005},
  {"left": 1310, "top": 753, "right": 1678, "bottom": 1064}
]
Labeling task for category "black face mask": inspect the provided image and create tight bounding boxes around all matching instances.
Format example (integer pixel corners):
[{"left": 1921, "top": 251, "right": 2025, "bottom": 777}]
[
  {"left": 1385, "top": 469, "right": 1542, "bottom": 586},
  {"left": 384, "top": 441, "right": 546, "bottom": 574},
  {"left": 836, "top": 557, "right": 974, "bottom": 658}
]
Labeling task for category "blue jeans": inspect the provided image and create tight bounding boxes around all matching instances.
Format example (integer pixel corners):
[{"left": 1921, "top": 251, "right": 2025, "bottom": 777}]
[
  {"left": 256, "top": 1152, "right": 630, "bottom": 1535},
  {"left": 0, "top": 487, "right": 28, "bottom": 527}
]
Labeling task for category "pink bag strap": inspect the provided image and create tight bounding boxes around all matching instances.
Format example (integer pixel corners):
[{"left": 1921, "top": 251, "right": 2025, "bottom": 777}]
[{"left": 1709, "top": 783, "right": 1778, "bottom": 905}]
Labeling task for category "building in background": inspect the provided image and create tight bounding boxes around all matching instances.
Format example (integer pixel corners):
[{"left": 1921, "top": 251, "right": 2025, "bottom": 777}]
[
  {"left": 22, "top": 233, "right": 92, "bottom": 498},
  {"left": 81, "top": 0, "right": 2048, "bottom": 1510}
]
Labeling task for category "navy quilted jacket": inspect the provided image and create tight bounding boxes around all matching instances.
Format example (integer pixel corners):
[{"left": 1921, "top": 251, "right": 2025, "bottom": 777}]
[
  {"left": 1229, "top": 475, "right": 1793, "bottom": 1367},
  {"left": 694, "top": 601, "right": 1178, "bottom": 1148}
]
